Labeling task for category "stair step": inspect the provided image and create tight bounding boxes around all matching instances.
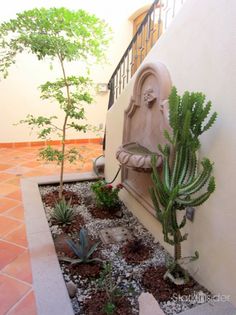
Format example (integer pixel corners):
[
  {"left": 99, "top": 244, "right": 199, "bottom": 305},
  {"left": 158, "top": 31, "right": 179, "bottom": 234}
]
[{"left": 179, "top": 301, "right": 236, "bottom": 315}]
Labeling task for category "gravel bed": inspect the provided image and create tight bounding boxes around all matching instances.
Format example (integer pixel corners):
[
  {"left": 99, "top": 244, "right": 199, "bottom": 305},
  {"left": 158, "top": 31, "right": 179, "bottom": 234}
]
[{"left": 39, "top": 181, "right": 211, "bottom": 315}]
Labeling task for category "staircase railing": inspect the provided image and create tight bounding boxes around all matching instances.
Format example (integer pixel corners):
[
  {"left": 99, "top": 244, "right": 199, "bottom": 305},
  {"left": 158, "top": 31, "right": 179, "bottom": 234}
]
[{"left": 107, "top": 0, "right": 185, "bottom": 109}]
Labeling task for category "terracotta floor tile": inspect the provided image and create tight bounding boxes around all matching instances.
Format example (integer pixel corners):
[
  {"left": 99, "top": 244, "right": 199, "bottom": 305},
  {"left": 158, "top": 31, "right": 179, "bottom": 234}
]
[
  {"left": 0, "top": 183, "right": 19, "bottom": 196},
  {"left": 3, "top": 224, "right": 28, "bottom": 248},
  {"left": 5, "top": 205, "right": 24, "bottom": 221},
  {"left": 0, "top": 173, "right": 15, "bottom": 183},
  {"left": 7, "top": 291, "right": 37, "bottom": 315},
  {"left": 6, "top": 190, "right": 22, "bottom": 202},
  {"left": 20, "top": 161, "right": 41, "bottom": 168},
  {"left": 5, "top": 176, "right": 22, "bottom": 186},
  {"left": 0, "top": 240, "right": 25, "bottom": 269},
  {"left": 0, "top": 274, "right": 31, "bottom": 314},
  {"left": 23, "top": 170, "right": 49, "bottom": 178},
  {"left": 0, "top": 164, "right": 13, "bottom": 171},
  {"left": 0, "top": 216, "right": 21, "bottom": 238},
  {"left": 2, "top": 250, "right": 32, "bottom": 284},
  {"left": 5, "top": 166, "right": 32, "bottom": 176},
  {"left": 0, "top": 198, "right": 20, "bottom": 214},
  {"left": 0, "top": 143, "right": 102, "bottom": 313}
]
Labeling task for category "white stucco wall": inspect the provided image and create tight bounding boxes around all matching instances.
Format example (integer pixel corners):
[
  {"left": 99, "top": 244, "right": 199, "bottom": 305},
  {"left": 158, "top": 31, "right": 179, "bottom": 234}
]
[
  {"left": 0, "top": 0, "right": 152, "bottom": 143},
  {"left": 105, "top": 0, "right": 236, "bottom": 304}
]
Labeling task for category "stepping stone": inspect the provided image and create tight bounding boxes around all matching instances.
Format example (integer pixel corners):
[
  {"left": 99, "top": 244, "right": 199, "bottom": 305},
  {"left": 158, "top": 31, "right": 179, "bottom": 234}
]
[
  {"left": 179, "top": 301, "right": 236, "bottom": 315},
  {"left": 99, "top": 226, "right": 133, "bottom": 244},
  {"left": 138, "top": 292, "right": 165, "bottom": 315}
]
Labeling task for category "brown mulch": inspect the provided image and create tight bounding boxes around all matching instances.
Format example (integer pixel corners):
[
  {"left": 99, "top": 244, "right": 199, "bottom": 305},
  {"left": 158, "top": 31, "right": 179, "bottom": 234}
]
[
  {"left": 68, "top": 261, "right": 103, "bottom": 279},
  {"left": 121, "top": 239, "right": 153, "bottom": 264},
  {"left": 142, "top": 266, "right": 198, "bottom": 303},
  {"left": 42, "top": 189, "right": 81, "bottom": 207},
  {"left": 83, "top": 291, "right": 133, "bottom": 315},
  {"left": 88, "top": 204, "right": 122, "bottom": 220}
]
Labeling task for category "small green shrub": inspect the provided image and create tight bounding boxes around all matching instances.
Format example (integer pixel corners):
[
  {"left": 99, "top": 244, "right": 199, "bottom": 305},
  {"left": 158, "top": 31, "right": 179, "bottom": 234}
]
[
  {"left": 91, "top": 181, "right": 123, "bottom": 210},
  {"left": 59, "top": 228, "right": 101, "bottom": 264},
  {"left": 98, "top": 262, "right": 121, "bottom": 315},
  {"left": 52, "top": 198, "right": 74, "bottom": 224}
]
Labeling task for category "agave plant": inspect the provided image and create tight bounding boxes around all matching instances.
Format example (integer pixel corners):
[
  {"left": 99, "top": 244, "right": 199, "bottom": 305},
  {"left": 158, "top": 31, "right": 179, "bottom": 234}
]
[
  {"left": 59, "top": 228, "right": 101, "bottom": 264},
  {"left": 52, "top": 198, "right": 74, "bottom": 224},
  {"left": 149, "top": 87, "right": 217, "bottom": 282}
]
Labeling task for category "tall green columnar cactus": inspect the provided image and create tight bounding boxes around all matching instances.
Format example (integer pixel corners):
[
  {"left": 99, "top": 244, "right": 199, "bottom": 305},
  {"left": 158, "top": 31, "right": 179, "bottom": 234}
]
[{"left": 149, "top": 87, "right": 217, "bottom": 265}]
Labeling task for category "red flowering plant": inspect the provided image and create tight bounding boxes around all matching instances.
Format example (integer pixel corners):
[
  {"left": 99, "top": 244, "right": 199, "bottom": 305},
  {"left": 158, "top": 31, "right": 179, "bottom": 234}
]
[{"left": 91, "top": 180, "right": 123, "bottom": 210}]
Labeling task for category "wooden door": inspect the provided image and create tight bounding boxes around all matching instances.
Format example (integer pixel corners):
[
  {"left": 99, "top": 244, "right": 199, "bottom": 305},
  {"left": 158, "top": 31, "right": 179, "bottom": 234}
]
[{"left": 131, "top": 8, "right": 163, "bottom": 76}]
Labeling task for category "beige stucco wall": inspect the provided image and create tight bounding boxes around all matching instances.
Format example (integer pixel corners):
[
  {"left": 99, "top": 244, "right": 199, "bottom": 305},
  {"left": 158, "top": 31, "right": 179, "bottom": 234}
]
[
  {"left": 0, "top": 0, "right": 152, "bottom": 143},
  {"left": 105, "top": 0, "right": 236, "bottom": 305}
]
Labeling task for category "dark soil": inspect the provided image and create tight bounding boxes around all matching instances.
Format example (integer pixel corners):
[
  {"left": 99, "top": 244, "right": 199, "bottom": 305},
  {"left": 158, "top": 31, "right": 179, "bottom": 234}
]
[
  {"left": 142, "top": 266, "right": 200, "bottom": 303},
  {"left": 83, "top": 291, "right": 133, "bottom": 315},
  {"left": 42, "top": 189, "right": 81, "bottom": 207},
  {"left": 88, "top": 204, "right": 122, "bottom": 220},
  {"left": 68, "top": 262, "right": 103, "bottom": 279},
  {"left": 121, "top": 239, "right": 153, "bottom": 264}
]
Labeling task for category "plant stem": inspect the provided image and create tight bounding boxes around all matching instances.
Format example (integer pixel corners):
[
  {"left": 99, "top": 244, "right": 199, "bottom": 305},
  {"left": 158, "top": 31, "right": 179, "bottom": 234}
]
[{"left": 174, "top": 228, "right": 182, "bottom": 261}]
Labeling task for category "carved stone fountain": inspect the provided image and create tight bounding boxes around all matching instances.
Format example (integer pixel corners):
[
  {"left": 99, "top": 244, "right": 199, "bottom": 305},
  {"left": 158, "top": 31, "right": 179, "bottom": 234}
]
[{"left": 116, "top": 62, "right": 172, "bottom": 215}]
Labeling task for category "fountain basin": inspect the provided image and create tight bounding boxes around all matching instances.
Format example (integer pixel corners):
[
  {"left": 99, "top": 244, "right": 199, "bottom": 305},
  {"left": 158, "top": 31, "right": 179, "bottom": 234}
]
[{"left": 116, "top": 142, "right": 162, "bottom": 172}]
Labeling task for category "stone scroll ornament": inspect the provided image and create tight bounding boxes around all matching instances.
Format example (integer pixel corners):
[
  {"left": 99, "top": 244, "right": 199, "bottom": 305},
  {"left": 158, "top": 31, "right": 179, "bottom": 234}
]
[{"left": 143, "top": 88, "right": 157, "bottom": 108}]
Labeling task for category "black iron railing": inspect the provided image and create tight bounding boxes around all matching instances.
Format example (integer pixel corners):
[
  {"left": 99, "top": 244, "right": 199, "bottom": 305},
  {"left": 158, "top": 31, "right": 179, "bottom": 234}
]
[
  {"left": 107, "top": 0, "right": 160, "bottom": 109},
  {"left": 107, "top": 0, "right": 185, "bottom": 109}
]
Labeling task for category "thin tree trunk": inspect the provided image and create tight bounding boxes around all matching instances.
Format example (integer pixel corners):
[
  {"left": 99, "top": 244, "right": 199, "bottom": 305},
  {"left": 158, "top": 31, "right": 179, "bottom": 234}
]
[
  {"left": 174, "top": 240, "right": 182, "bottom": 261},
  {"left": 59, "top": 114, "right": 68, "bottom": 199},
  {"left": 58, "top": 54, "right": 71, "bottom": 199}
]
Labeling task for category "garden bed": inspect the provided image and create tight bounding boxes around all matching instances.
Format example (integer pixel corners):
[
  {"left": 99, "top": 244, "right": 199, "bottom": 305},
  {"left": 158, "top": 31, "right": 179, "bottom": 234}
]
[{"left": 39, "top": 180, "right": 211, "bottom": 315}]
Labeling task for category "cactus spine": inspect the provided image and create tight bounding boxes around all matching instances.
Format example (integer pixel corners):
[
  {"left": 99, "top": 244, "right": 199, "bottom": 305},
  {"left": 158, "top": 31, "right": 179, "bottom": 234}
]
[{"left": 150, "top": 87, "right": 217, "bottom": 262}]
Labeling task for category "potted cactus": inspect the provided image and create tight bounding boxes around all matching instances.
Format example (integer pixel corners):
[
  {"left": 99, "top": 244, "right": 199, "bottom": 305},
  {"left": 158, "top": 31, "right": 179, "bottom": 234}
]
[{"left": 150, "top": 87, "right": 217, "bottom": 284}]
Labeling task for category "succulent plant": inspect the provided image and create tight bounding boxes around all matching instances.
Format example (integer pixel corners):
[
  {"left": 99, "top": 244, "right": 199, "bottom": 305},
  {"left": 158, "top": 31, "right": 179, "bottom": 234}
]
[
  {"left": 149, "top": 87, "right": 217, "bottom": 276},
  {"left": 59, "top": 228, "right": 101, "bottom": 264},
  {"left": 98, "top": 262, "right": 121, "bottom": 314},
  {"left": 52, "top": 198, "right": 74, "bottom": 224}
]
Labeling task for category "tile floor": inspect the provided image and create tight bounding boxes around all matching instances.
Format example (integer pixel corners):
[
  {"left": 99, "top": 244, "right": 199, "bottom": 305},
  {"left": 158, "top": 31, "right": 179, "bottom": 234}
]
[{"left": 0, "top": 143, "right": 102, "bottom": 315}]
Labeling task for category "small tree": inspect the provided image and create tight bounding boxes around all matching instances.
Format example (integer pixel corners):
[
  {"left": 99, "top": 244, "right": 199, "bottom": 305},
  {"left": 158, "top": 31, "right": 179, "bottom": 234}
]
[
  {"left": 150, "top": 87, "right": 217, "bottom": 282},
  {"left": 0, "top": 7, "right": 110, "bottom": 198}
]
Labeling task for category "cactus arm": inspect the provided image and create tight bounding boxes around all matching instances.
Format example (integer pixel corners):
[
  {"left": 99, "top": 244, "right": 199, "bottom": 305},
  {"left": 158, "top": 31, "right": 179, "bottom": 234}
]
[
  {"left": 178, "top": 148, "right": 190, "bottom": 184},
  {"left": 149, "top": 187, "right": 163, "bottom": 222},
  {"left": 179, "top": 158, "right": 213, "bottom": 194},
  {"left": 183, "top": 151, "right": 197, "bottom": 185},
  {"left": 163, "top": 147, "right": 171, "bottom": 191},
  {"left": 202, "top": 112, "right": 217, "bottom": 133},
  {"left": 177, "top": 176, "right": 215, "bottom": 206},
  {"left": 170, "top": 147, "right": 183, "bottom": 189},
  {"left": 177, "top": 190, "right": 212, "bottom": 207},
  {"left": 151, "top": 173, "right": 168, "bottom": 207},
  {"left": 181, "top": 170, "right": 212, "bottom": 196}
]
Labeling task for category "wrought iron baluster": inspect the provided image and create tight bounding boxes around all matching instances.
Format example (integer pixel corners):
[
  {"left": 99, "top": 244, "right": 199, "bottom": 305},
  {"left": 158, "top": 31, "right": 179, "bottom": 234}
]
[
  {"left": 158, "top": 0, "right": 162, "bottom": 39},
  {"left": 107, "top": 0, "right": 185, "bottom": 109},
  {"left": 126, "top": 50, "right": 130, "bottom": 83}
]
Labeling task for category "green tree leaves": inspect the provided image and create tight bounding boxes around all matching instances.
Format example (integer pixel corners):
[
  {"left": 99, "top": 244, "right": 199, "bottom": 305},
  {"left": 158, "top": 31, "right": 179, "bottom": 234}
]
[
  {"left": 0, "top": 7, "right": 110, "bottom": 198},
  {"left": 0, "top": 7, "right": 110, "bottom": 68}
]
